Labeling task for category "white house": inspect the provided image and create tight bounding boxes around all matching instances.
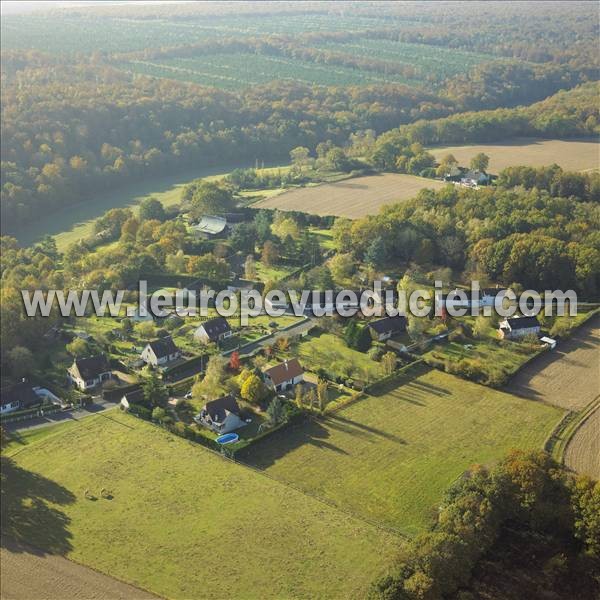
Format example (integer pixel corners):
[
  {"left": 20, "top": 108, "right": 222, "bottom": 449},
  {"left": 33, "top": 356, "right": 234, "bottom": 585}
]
[
  {"left": 263, "top": 358, "right": 304, "bottom": 392},
  {"left": 197, "top": 395, "right": 245, "bottom": 434},
  {"left": 0, "top": 380, "right": 41, "bottom": 414},
  {"left": 140, "top": 337, "right": 181, "bottom": 368},
  {"left": 498, "top": 316, "right": 541, "bottom": 340},
  {"left": 460, "top": 170, "right": 490, "bottom": 187},
  {"left": 192, "top": 215, "right": 228, "bottom": 239},
  {"left": 67, "top": 355, "right": 112, "bottom": 390},
  {"left": 442, "top": 288, "right": 508, "bottom": 310},
  {"left": 193, "top": 317, "right": 232, "bottom": 344}
]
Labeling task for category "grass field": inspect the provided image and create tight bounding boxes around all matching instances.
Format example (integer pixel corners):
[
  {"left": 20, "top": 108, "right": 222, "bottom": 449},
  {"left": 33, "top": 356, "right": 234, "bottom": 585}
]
[
  {"left": 506, "top": 315, "right": 599, "bottom": 411},
  {"left": 253, "top": 173, "right": 447, "bottom": 218},
  {"left": 430, "top": 138, "right": 600, "bottom": 173},
  {"left": 242, "top": 367, "right": 563, "bottom": 535},
  {"left": 2, "top": 413, "right": 401, "bottom": 599}
]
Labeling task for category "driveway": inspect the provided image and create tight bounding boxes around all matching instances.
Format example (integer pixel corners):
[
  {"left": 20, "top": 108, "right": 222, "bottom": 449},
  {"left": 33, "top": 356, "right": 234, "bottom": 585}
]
[{"left": 4, "top": 397, "right": 118, "bottom": 433}]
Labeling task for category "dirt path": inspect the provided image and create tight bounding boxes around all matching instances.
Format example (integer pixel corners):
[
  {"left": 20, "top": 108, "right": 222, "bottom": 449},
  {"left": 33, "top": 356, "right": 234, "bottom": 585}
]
[
  {"left": 0, "top": 541, "right": 158, "bottom": 600},
  {"left": 564, "top": 405, "right": 600, "bottom": 480},
  {"left": 506, "top": 316, "right": 599, "bottom": 410}
]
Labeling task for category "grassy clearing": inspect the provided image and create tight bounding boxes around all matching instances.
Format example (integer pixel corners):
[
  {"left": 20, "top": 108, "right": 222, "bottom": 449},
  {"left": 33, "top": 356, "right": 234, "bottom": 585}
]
[
  {"left": 430, "top": 138, "right": 600, "bottom": 173},
  {"left": 243, "top": 367, "right": 563, "bottom": 536},
  {"left": 296, "top": 332, "right": 383, "bottom": 381},
  {"left": 253, "top": 173, "right": 447, "bottom": 218},
  {"left": 2, "top": 412, "right": 402, "bottom": 599}
]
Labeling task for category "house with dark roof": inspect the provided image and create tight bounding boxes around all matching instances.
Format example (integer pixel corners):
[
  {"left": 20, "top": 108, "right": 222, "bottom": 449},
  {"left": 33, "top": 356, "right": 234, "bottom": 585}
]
[
  {"left": 1, "top": 380, "right": 41, "bottom": 414},
  {"left": 498, "top": 316, "right": 541, "bottom": 340},
  {"left": 263, "top": 358, "right": 304, "bottom": 392},
  {"left": 197, "top": 394, "right": 245, "bottom": 434},
  {"left": 140, "top": 337, "right": 181, "bottom": 368},
  {"left": 67, "top": 355, "right": 112, "bottom": 390},
  {"left": 368, "top": 315, "right": 407, "bottom": 341},
  {"left": 193, "top": 317, "right": 232, "bottom": 344},
  {"left": 120, "top": 388, "right": 144, "bottom": 410}
]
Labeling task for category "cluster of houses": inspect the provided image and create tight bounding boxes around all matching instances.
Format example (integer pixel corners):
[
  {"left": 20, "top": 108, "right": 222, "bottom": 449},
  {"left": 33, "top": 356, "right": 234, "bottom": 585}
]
[{"left": 442, "top": 166, "right": 491, "bottom": 188}]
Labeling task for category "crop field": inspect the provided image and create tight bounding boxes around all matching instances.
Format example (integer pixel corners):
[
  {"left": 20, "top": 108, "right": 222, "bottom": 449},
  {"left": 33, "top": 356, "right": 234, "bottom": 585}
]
[
  {"left": 120, "top": 53, "right": 415, "bottom": 89},
  {"left": 318, "top": 39, "right": 495, "bottom": 81},
  {"left": 430, "top": 138, "right": 600, "bottom": 173},
  {"left": 507, "top": 316, "right": 599, "bottom": 411},
  {"left": 242, "top": 367, "right": 563, "bottom": 536},
  {"left": 564, "top": 405, "right": 600, "bottom": 480},
  {"left": 253, "top": 173, "right": 446, "bottom": 218},
  {"left": 1, "top": 413, "right": 401, "bottom": 600}
]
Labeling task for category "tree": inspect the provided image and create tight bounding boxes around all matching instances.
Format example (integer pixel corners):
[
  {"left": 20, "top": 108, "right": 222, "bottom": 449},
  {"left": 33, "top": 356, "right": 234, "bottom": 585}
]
[
  {"left": 121, "top": 317, "right": 133, "bottom": 336},
  {"left": 228, "top": 351, "right": 240, "bottom": 372},
  {"left": 244, "top": 254, "right": 257, "bottom": 279},
  {"left": 266, "top": 397, "right": 285, "bottom": 425},
  {"left": 304, "top": 387, "right": 317, "bottom": 410},
  {"left": 407, "top": 315, "right": 428, "bottom": 341},
  {"left": 329, "top": 253, "right": 355, "bottom": 283},
  {"left": 364, "top": 236, "right": 386, "bottom": 268},
  {"left": 165, "top": 250, "right": 187, "bottom": 273},
  {"left": 136, "top": 321, "right": 156, "bottom": 340},
  {"left": 151, "top": 406, "right": 167, "bottom": 423},
  {"left": 344, "top": 320, "right": 372, "bottom": 352},
  {"left": 190, "top": 181, "right": 234, "bottom": 218},
  {"left": 473, "top": 315, "right": 493, "bottom": 339},
  {"left": 240, "top": 373, "right": 264, "bottom": 404},
  {"left": 142, "top": 370, "right": 168, "bottom": 408},
  {"left": 139, "top": 197, "right": 166, "bottom": 222},
  {"left": 194, "top": 355, "right": 226, "bottom": 400},
  {"left": 470, "top": 153, "right": 490, "bottom": 172},
  {"left": 295, "top": 384, "right": 304, "bottom": 409},
  {"left": 261, "top": 240, "right": 279, "bottom": 267},
  {"left": 316, "top": 380, "right": 328, "bottom": 412},
  {"left": 66, "top": 337, "right": 90, "bottom": 358},
  {"left": 7, "top": 346, "right": 34, "bottom": 378},
  {"left": 381, "top": 351, "right": 397, "bottom": 376},
  {"left": 289, "top": 146, "right": 311, "bottom": 172}
]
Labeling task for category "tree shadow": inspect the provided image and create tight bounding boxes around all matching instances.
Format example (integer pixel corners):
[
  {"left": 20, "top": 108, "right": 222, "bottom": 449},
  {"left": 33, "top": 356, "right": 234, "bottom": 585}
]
[{"left": 1, "top": 456, "right": 75, "bottom": 555}]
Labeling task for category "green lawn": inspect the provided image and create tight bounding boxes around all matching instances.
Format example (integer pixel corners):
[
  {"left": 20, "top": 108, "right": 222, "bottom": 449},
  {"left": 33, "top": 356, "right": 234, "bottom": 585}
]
[
  {"left": 254, "top": 261, "right": 298, "bottom": 283},
  {"left": 296, "top": 332, "right": 382, "bottom": 382},
  {"left": 242, "top": 367, "right": 564, "bottom": 536},
  {"left": 2, "top": 412, "right": 401, "bottom": 599}
]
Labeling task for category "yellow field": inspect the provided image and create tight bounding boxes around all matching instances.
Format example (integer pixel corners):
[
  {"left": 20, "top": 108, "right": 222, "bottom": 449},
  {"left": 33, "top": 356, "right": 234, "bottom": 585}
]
[
  {"left": 253, "top": 173, "right": 446, "bottom": 218},
  {"left": 431, "top": 138, "right": 599, "bottom": 173}
]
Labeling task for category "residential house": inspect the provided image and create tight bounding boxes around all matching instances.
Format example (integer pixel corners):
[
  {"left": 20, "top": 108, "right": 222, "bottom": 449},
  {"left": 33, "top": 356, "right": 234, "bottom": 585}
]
[
  {"left": 498, "top": 316, "right": 541, "bottom": 340},
  {"left": 442, "top": 164, "right": 463, "bottom": 181},
  {"left": 193, "top": 317, "right": 232, "bottom": 344},
  {"left": 67, "top": 355, "right": 112, "bottom": 390},
  {"left": 192, "top": 215, "right": 228, "bottom": 239},
  {"left": 442, "top": 288, "right": 507, "bottom": 310},
  {"left": 140, "top": 337, "right": 181, "bottom": 368},
  {"left": 460, "top": 170, "right": 490, "bottom": 187},
  {"left": 368, "top": 315, "right": 407, "bottom": 341},
  {"left": 0, "top": 380, "right": 41, "bottom": 414},
  {"left": 263, "top": 358, "right": 304, "bottom": 392},
  {"left": 120, "top": 388, "right": 144, "bottom": 410},
  {"left": 197, "top": 394, "right": 245, "bottom": 434}
]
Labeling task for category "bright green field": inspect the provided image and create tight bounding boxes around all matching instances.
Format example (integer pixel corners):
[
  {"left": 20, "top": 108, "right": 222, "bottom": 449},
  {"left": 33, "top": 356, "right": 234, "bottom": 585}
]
[
  {"left": 243, "top": 367, "right": 564, "bottom": 536},
  {"left": 2, "top": 412, "right": 401, "bottom": 599}
]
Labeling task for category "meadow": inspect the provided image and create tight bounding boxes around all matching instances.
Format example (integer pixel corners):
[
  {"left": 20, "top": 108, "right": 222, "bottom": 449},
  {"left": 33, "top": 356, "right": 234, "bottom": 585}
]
[
  {"left": 430, "top": 138, "right": 600, "bottom": 173},
  {"left": 253, "top": 173, "right": 447, "bottom": 218},
  {"left": 2, "top": 412, "right": 402, "bottom": 600},
  {"left": 243, "top": 366, "right": 563, "bottom": 536}
]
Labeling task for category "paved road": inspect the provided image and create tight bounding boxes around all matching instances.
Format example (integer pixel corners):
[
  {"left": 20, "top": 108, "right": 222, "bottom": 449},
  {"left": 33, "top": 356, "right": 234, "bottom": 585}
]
[{"left": 5, "top": 398, "right": 118, "bottom": 433}]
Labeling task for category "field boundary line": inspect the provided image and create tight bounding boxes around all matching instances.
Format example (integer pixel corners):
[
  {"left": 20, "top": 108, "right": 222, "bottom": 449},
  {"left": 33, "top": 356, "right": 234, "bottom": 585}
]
[{"left": 557, "top": 396, "right": 600, "bottom": 465}]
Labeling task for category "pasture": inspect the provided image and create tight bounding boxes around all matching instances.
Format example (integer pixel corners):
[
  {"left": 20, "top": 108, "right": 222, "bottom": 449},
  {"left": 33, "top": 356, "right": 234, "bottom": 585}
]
[
  {"left": 2, "top": 413, "right": 401, "bottom": 600},
  {"left": 242, "top": 367, "right": 563, "bottom": 536},
  {"left": 253, "top": 173, "right": 447, "bottom": 218},
  {"left": 430, "top": 138, "right": 600, "bottom": 173},
  {"left": 506, "top": 315, "right": 599, "bottom": 411}
]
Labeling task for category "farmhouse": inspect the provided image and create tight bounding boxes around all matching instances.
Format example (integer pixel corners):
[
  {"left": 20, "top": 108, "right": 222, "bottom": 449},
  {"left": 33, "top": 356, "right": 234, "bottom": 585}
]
[
  {"left": 194, "top": 317, "right": 232, "bottom": 344},
  {"left": 368, "top": 315, "right": 407, "bottom": 341},
  {"left": 67, "top": 355, "right": 112, "bottom": 390},
  {"left": 498, "top": 316, "right": 541, "bottom": 340},
  {"left": 460, "top": 170, "right": 490, "bottom": 187},
  {"left": 197, "top": 394, "right": 245, "bottom": 434},
  {"left": 0, "top": 380, "right": 41, "bottom": 414},
  {"left": 263, "top": 358, "right": 304, "bottom": 392},
  {"left": 140, "top": 337, "right": 181, "bottom": 367},
  {"left": 192, "top": 215, "right": 228, "bottom": 238}
]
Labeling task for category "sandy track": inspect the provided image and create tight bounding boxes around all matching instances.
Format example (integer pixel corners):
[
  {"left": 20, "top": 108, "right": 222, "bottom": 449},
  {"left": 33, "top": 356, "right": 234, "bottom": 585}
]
[
  {"left": 431, "top": 138, "right": 599, "bottom": 173},
  {"left": 506, "top": 316, "right": 599, "bottom": 410},
  {"left": 253, "top": 173, "right": 445, "bottom": 218},
  {"left": 564, "top": 405, "right": 600, "bottom": 480},
  {"left": 0, "top": 541, "right": 158, "bottom": 600}
]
